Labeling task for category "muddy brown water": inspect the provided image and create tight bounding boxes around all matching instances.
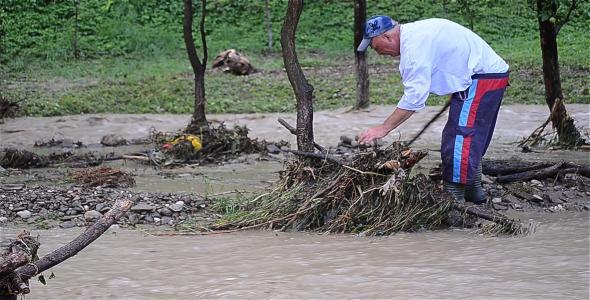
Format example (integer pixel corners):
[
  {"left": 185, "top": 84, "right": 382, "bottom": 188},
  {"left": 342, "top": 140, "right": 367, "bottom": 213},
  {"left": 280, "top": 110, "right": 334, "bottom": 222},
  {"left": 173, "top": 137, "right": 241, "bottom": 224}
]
[
  {"left": 1, "top": 105, "right": 589, "bottom": 299},
  {"left": 1, "top": 212, "right": 588, "bottom": 299}
]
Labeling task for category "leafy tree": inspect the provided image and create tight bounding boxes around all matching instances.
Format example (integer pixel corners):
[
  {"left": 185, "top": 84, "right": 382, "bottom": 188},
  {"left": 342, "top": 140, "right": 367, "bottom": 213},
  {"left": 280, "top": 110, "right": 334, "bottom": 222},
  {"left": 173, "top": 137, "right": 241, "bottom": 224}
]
[
  {"left": 183, "top": 0, "right": 208, "bottom": 133},
  {"left": 533, "top": 0, "right": 584, "bottom": 146},
  {"left": 281, "top": 0, "right": 315, "bottom": 152}
]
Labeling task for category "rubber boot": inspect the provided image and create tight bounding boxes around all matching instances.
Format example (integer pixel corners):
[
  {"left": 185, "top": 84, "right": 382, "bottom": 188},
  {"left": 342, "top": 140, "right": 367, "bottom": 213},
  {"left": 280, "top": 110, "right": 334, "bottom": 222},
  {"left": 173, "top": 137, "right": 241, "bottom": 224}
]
[
  {"left": 465, "top": 164, "right": 486, "bottom": 204},
  {"left": 443, "top": 181, "right": 466, "bottom": 203}
]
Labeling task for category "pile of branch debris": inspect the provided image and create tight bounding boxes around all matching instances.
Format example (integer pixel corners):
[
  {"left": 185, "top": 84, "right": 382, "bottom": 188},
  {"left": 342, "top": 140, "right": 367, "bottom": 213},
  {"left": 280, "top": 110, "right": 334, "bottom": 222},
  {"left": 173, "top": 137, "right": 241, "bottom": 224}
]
[
  {"left": 211, "top": 143, "right": 530, "bottom": 236},
  {"left": 155, "top": 123, "right": 288, "bottom": 166}
]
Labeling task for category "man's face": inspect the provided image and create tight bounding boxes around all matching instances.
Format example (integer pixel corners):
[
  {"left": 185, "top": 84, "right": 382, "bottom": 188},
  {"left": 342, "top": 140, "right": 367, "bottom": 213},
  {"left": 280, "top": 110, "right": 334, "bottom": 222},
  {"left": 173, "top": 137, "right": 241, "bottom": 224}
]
[{"left": 370, "top": 32, "right": 399, "bottom": 56}]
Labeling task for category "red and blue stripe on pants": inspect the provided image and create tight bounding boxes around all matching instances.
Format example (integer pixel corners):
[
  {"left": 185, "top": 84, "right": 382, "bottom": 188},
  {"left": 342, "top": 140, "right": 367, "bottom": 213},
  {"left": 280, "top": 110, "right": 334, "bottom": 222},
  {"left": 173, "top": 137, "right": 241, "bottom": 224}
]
[{"left": 441, "top": 72, "right": 509, "bottom": 184}]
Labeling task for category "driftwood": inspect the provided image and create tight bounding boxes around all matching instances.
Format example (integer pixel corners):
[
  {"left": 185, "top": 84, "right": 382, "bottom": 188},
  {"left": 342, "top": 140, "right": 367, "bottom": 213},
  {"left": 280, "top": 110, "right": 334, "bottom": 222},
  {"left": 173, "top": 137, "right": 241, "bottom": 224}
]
[
  {"left": 495, "top": 162, "right": 565, "bottom": 183},
  {"left": 482, "top": 160, "right": 554, "bottom": 176},
  {"left": 0, "top": 232, "right": 40, "bottom": 276},
  {"left": 483, "top": 159, "right": 590, "bottom": 183},
  {"left": 284, "top": 149, "right": 344, "bottom": 166},
  {"left": 0, "top": 198, "right": 133, "bottom": 298}
]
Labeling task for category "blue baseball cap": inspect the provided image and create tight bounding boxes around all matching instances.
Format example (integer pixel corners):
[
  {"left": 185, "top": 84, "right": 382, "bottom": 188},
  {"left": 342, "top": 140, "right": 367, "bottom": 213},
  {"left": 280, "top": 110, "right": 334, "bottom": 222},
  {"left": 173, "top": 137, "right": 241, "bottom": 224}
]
[{"left": 357, "top": 15, "right": 397, "bottom": 52}]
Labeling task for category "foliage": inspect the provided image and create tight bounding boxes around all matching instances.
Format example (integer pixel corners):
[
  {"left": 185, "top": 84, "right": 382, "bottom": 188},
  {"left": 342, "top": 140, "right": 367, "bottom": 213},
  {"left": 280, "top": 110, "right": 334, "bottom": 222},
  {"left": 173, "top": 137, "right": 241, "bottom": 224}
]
[
  {"left": 2, "top": 0, "right": 588, "bottom": 64},
  {"left": 1, "top": 0, "right": 588, "bottom": 117}
]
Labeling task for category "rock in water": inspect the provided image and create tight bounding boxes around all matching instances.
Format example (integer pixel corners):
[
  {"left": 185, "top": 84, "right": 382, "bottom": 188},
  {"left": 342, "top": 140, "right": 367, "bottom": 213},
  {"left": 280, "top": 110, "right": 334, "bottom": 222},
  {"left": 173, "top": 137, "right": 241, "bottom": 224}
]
[{"left": 101, "top": 134, "right": 127, "bottom": 146}]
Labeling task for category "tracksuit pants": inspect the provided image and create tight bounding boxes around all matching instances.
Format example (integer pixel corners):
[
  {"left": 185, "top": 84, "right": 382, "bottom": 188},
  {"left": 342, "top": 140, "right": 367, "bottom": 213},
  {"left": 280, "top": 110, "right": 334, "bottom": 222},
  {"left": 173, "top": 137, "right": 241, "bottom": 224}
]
[{"left": 441, "top": 72, "right": 510, "bottom": 184}]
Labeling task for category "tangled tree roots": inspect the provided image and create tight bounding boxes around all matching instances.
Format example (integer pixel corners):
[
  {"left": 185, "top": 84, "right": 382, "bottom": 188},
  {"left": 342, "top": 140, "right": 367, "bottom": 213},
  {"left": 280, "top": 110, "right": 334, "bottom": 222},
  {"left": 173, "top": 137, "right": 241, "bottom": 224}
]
[
  {"left": 211, "top": 143, "right": 530, "bottom": 236},
  {"left": 72, "top": 167, "right": 135, "bottom": 188}
]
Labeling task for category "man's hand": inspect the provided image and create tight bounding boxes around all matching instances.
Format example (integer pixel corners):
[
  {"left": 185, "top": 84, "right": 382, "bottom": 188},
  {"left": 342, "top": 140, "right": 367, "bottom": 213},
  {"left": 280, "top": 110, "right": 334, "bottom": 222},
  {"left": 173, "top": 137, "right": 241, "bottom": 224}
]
[{"left": 358, "top": 125, "right": 391, "bottom": 145}]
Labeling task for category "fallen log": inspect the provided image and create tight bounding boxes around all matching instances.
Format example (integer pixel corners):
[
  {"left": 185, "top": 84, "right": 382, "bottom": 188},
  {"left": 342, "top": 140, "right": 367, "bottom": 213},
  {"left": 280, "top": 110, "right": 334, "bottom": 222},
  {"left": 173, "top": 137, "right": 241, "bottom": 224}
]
[
  {"left": 482, "top": 159, "right": 590, "bottom": 182},
  {"left": 496, "top": 162, "right": 565, "bottom": 183},
  {"left": 482, "top": 159, "right": 554, "bottom": 176},
  {"left": 0, "top": 198, "right": 133, "bottom": 297}
]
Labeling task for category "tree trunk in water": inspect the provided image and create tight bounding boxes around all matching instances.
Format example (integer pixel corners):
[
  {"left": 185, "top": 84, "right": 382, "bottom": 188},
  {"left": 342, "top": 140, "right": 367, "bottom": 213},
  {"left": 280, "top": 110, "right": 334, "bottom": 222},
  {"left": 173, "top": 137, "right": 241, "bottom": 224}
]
[
  {"left": 183, "top": 0, "right": 209, "bottom": 133},
  {"left": 281, "top": 0, "right": 315, "bottom": 153},
  {"left": 353, "top": 0, "right": 369, "bottom": 109},
  {"left": 536, "top": 0, "right": 583, "bottom": 146}
]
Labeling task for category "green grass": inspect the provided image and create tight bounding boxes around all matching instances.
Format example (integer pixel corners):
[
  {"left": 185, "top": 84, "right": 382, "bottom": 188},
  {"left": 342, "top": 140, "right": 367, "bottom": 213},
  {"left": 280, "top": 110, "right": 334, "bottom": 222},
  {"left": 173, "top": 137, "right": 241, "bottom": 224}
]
[
  {"left": 3, "top": 22, "right": 589, "bottom": 117},
  {"left": 2, "top": 0, "right": 588, "bottom": 116}
]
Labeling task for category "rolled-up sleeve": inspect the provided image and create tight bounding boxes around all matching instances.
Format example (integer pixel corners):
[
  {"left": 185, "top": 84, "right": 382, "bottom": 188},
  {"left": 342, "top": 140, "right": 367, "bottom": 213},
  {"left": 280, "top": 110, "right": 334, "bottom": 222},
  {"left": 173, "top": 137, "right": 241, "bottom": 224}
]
[{"left": 397, "top": 61, "right": 432, "bottom": 111}]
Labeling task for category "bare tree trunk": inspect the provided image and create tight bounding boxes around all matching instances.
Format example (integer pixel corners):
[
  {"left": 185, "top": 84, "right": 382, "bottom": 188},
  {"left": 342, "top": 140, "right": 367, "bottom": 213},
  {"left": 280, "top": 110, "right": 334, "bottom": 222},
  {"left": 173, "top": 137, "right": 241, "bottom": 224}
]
[
  {"left": 183, "top": 0, "right": 209, "bottom": 133},
  {"left": 353, "top": 0, "right": 369, "bottom": 109},
  {"left": 265, "top": 0, "right": 273, "bottom": 53},
  {"left": 536, "top": 0, "right": 583, "bottom": 146},
  {"left": 72, "top": 0, "right": 80, "bottom": 59},
  {"left": 281, "top": 0, "right": 315, "bottom": 153}
]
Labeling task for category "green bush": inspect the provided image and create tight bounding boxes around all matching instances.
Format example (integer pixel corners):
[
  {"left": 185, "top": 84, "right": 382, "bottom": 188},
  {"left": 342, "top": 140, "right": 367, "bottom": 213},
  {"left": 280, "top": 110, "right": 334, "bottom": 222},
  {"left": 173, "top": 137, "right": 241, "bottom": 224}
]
[{"left": 2, "top": 0, "right": 587, "bottom": 65}]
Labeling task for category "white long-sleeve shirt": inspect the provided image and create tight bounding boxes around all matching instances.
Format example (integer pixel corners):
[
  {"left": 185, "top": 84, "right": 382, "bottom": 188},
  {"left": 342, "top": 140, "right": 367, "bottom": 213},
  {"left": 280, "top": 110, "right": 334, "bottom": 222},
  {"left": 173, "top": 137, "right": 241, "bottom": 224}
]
[{"left": 397, "top": 18, "right": 509, "bottom": 111}]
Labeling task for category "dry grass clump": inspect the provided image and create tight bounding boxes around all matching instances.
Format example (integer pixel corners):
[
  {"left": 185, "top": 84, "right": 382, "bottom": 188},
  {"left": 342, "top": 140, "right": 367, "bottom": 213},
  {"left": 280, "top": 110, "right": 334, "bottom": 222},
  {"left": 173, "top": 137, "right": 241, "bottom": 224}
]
[{"left": 72, "top": 167, "right": 135, "bottom": 188}]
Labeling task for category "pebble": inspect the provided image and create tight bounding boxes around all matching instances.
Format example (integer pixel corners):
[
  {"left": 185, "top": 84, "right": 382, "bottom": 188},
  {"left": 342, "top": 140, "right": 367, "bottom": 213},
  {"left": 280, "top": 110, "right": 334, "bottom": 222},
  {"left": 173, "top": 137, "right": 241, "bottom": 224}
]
[
  {"left": 0, "top": 216, "right": 8, "bottom": 223},
  {"left": 60, "top": 221, "right": 76, "bottom": 229},
  {"left": 131, "top": 203, "right": 156, "bottom": 212},
  {"left": 84, "top": 210, "right": 102, "bottom": 221},
  {"left": 16, "top": 210, "right": 32, "bottom": 219},
  {"left": 169, "top": 202, "right": 183, "bottom": 212},
  {"left": 100, "top": 134, "right": 127, "bottom": 146},
  {"left": 161, "top": 216, "right": 174, "bottom": 225},
  {"left": 159, "top": 207, "right": 173, "bottom": 216},
  {"left": 491, "top": 197, "right": 502, "bottom": 204},
  {"left": 492, "top": 203, "right": 508, "bottom": 211},
  {"left": 548, "top": 192, "right": 564, "bottom": 204},
  {"left": 548, "top": 204, "right": 565, "bottom": 213}
]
